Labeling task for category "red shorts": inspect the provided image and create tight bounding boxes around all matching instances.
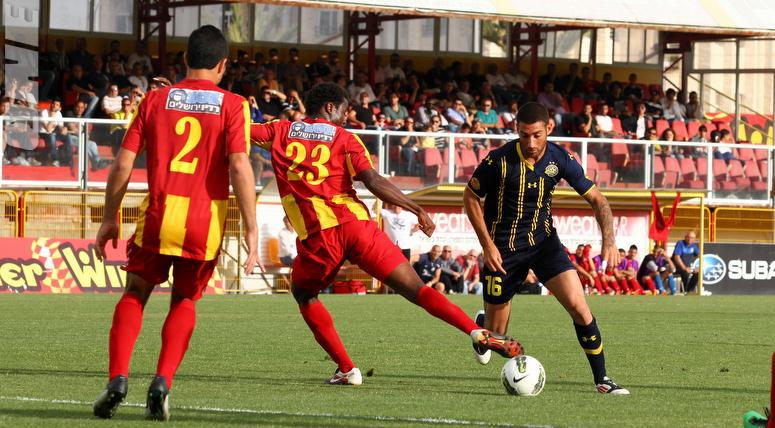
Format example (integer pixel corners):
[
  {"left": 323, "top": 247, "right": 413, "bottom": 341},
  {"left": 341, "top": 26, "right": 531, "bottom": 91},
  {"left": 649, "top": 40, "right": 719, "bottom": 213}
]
[
  {"left": 125, "top": 240, "right": 217, "bottom": 301},
  {"left": 292, "top": 220, "right": 406, "bottom": 293}
]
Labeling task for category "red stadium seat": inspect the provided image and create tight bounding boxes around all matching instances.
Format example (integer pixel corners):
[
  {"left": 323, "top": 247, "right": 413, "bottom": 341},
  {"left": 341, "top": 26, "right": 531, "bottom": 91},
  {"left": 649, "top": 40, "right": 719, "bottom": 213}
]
[
  {"left": 715, "top": 122, "right": 732, "bottom": 134},
  {"left": 611, "top": 143, "right": 629, "bottom": 169},
  {"left": 696, "top": 157, "right": 709, "bottom": 181},
  {"left": 476, "top": 147, "right": 492, "bottom": 163},
  {"left": 678, "top": 157, "right": 704, "bottom": 189},
  {"left": 570, "top": 97, "right": 584, "bottom": 114},
  {"left": 744, "top": 159, "right": 762, "bottom": 181},
  {"left": 596, "top": 169, "right": 613, "bottom": 188},
  {"left": 611, "top": 118, "right": 624, "bottom": 135},
  {"left": 737, "top": 145, "right": 755, "bottom": 161},
  {"left": 758, "top": 160, "right": 770, "bottom": 181},
  {"left": 422, "top": 148, "right": 443, "bottom": 183},
  {"left": 653, "top": 156, "right": 665, "bottom": 186},
  {"left": 686, "top": 121, "right": 703, "bottom": 140},
  {"left": 712, "top": 159, "right": 728, "bottom": 181},
  {"left": 458, "top": 148, "right": 478, "bottom": 179},
  {"left": 754, "top": 147, "right": 769, "bottom": 161},
  {"left": 727, "top": 160, "right": 750, "bottom": 190},
  {"left": 655, "top": 119, "right": 669, "bottom": 137},
  {"left": 671, "top": 120, "right": 688, "bottom": 141}
]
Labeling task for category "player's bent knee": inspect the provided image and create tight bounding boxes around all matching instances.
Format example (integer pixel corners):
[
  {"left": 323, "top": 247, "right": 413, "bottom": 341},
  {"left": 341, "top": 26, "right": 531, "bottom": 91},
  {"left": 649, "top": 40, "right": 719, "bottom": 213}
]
[
  {"left": 124, "top": 273, "right": 155, "bottom": 305},
  {"left": 291, "top": 284, "right": 319, "bottom": 306},
  {"left": 383, "top": 262, "right": 423, "bottom": 298}
]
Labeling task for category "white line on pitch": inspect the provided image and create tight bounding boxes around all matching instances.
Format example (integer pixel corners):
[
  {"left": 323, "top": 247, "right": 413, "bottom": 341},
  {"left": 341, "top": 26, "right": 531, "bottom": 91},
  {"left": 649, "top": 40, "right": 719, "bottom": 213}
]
[{"left": 0, "top": 395, "right": 555, "bottom": 427}]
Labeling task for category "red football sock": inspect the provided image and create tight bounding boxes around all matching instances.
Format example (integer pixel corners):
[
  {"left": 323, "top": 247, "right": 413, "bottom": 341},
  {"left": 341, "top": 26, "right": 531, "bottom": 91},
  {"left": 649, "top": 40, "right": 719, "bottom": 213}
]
[
  {"left": 609, "top": 279, "right": 621, "bottom": 294},
  {"left": 618, "top": 278, "right": 630, "bottom": 293},
  {"left": 416, "top": 286, "right": 479, "bottom": 334},
  {"left": 300, "top": 300, "right": 354, "bottom": 373},
  {"left": 629, "top": 278, "right": 645, "bottom": 294},
  {"left": 109, "top": 293, "right": 145, "bottom": 379},
  {"left": 156, "top": 298, "right": 197, "bottom": 389},
  {"left": 643, "top": 277, "right": 657, "bottom": 293},
  {"left": 592, "top": 276, "right": 605, "bottom": 294}
]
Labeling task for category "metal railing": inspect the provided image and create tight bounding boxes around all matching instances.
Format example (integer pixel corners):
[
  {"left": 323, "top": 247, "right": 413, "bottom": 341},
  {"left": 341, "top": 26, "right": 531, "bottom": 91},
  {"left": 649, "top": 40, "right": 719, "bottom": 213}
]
[{"left": 2, "top": 116, "right": 774, "bottom": 205}]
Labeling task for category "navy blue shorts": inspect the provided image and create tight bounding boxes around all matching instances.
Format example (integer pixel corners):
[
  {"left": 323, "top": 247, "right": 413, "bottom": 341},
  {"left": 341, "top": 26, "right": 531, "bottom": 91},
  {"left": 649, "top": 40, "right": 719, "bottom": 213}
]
[{"left": 481, "top": 232, "right": 574, "bottom": 304}]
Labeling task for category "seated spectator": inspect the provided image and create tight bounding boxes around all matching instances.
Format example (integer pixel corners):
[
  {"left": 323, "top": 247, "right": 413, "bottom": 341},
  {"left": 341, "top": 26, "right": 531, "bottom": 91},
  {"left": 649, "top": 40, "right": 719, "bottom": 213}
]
[
  {"left": 456, "top": 80, "right": 476, "bottom": 109},
  {"left": 624, "top": 102, "right": 651, "bottom": 139},
  {"left": 65, "top": 100, "right": 109, "bottom": 171},
  {"left": 570, "top": 244, "right": 601, "bottom": 295},
  {"left": 637, "top": 244, "right": 676, "bottom": 295},
  {"left": 383, "top": 93, "right": 409, "bottom": 127},
  {"left": 455, "top": 123, "right": 474, "bottom": 150},
  {"left": 595, "top": 72, "right": 614, "bottom": 100},
  {"left": 444, "top": 98, "right": 470, "bottom": 133},
  {"left": 413, "top": 97, "right": 437, "bottom": 130},
  {"left": 470, "top": 119, "right": 491, "bottom": 150},
  {"left": 715, "top": 129, "right": 734, "bottom": 163},
  {"left": 258, "top": 86, "right": 286, "bottom": 121},
  {"left": 558, "top": 62, "right": 583, "bottom": 98},
  {"left": 605, "top": 83, "right": 627, "bottom": 115},
  {"left": 437, "top": 245, "right": 464, "bottom": 294},
  {"left": 500, "top": 101, "right": 519, "bottom": 131},
  {"left": 574, "top": 104, "right": 595, "bottom": 137},
  {"left": 247, "top": 95, "right": 264, "bottom": 123},
  {"left": 374, "top": 113, "right": 389, "bottom": 129},
  {"left": 672, "top": 231, "right": 701, "bottom": 294},
  {"left": 285, "top": 89, "right": 306, "bottom": 118},
  {"left": 657, "top": 128, "right": 676, "bottom": 158},
  {"left": 87, "top": 56, "right": 111, "bottom": 98},
  {"left": 347, "top": 92, "right": 376, "bottom": 129},
  {"left": 102, "top": 84, "right": 122, "bottom": 116},
  {"left": 503, "top": 62, "right": 528, "bottom": 90},
  {"left": 126, "top": 40, "right": 153, "bottom": 73},
  {"left": 413, "top": 245, "right": 444, "bottom": 292},
  {"left": 328, "top": 50, "right": 344, "bottom": 78},
  {"left": 645, "top": 90, "right": 664, "bottom": 119},
  {"left": 594, "top": 103, "right": 618, "bottom": 138},
  {"left": 127, "top": 62, "right": 149, "bottom": 94},
  {"left": 377, "top": 52, "right": 406, "bottom": 83},
  {"left": 108, "top": 60, "right": 132, "bottom": 94},
  {"left": 538, "top": 63, "right": 558, "bottom": 91},
  {"left": 466, "top": 62, "right": 486, "bottom": 93},
  {"left": 281, "top": 48, "right": 306, "bottom": 91},
  {"left": 399, "top": 118, "right": 421, "bottom": 175},
  {"left": 583, "top": 244, "right": 613, "bottom": 294},
  {"left": 661, "top": 89, "right": 686, "bottom": 122},
  {"left": 475, "top": 98, "right": 502, "bottom": 134},
  {"left": 347, "top": 71, "right": 376, "bottom": 102},
  {"left": 685, "top": 91, "right": 703, "bottom": 121},
  {"left": 110, "top": 97, "right": 134, "bottom": 156},
  {"left": 68, "top": 37, "right": 94, "bottom": 72},
  {"left": 307, "top": 52, "right": 331, "bottom": 81},
  {"left": 484, "top": 63, "right": 509, "bottom": 105},
  {"left": 537, "top": 82, "right": 566, "bottom": 127},
  {"left": 419, "top": 116, "right": 446, "bottom": 149},
  {"left": 689, "top": 124, "right": 709, "bottom": 157},
  {"left": 258, "top": 68, "right": 283, "bottom": 93},
  {"left": 457, "top": 250, "right": 483, "bottom": 295},
  {"left": 623, "top": 73, "right": 643, "bottom": 102},
  {"left": 277, "top": 216, "right": 297, "bottom": 267},
  {"left": 40, "top": 99, "right": 68, "bottom": 166},
  {"left": 592, "top": 252, "right": 621, "bottom": 294},
  {"left": 68, "top": 65, "right": 99, "bottom": 117},
  {"left": 9, "top": 78, "right": 38, "bottom": 108},
  {"left": 614, "top": 245, "right": 644, "bottom": 295}
]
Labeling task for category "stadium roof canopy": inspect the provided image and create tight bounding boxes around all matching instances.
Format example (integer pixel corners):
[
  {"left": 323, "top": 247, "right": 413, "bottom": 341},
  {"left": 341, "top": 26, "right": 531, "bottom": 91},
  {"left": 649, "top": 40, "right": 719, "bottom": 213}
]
[{"left": 268, "top": 0, "right": 775, "bottom": 36}]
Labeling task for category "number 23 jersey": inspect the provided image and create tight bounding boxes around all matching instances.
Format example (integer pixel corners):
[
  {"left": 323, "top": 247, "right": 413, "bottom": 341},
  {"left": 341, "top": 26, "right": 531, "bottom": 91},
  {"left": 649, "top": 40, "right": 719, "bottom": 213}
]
[
  {"left": 250, "top": 118, "right": 374, "bottom": 240},
  {"left": 121, "top": 78, "right": 250, "bottom": 261}
]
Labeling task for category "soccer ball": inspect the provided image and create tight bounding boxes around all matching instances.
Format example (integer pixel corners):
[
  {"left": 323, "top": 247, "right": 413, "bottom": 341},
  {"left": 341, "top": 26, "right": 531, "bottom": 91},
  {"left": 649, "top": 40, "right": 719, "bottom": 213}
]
[{"left": 501, "top": 355, "right": 545, "bottom": 396}]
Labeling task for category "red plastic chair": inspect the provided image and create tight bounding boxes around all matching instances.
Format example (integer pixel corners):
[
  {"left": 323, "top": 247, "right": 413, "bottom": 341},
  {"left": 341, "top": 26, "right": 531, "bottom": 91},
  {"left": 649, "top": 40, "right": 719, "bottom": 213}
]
[
  {"left": 671, "top": 120, "right": 688, "bottom": 141},
  {"left": 655, "top": 119, "right": 669, "bottom": 137}
]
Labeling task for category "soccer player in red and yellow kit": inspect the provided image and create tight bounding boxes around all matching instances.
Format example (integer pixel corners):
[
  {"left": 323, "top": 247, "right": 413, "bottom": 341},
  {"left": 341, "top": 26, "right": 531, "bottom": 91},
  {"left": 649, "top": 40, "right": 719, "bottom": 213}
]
[
  {"left": 92, "top": 26, "right": 259, "bottom": 421},
  {"left": 251, "top": 82, "right": 522, "bottom": 385}
]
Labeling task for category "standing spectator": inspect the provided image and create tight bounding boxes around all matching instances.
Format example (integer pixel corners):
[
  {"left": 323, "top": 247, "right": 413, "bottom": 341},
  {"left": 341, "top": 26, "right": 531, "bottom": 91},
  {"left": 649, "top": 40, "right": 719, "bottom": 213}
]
[
  {"left": 278, "top": 216, "right": 297, "bottom": 267},
  {"left": 438, "top": 246, "right": 464, "bottom": 294},
  {"left": 559, "top": 62, "right": 583, "bottom": 98},
  {"left": 328, "top": 50, "right": 344, "bottom": 77},
  {"left": 444, "top": 98, "right": 470, "bottom": 133},
  {"left": 347, "top": 72, "right": 376, "bottom": 102},
  {"left": 685, "top": 91, "right": 703, "bottom": 121},
  {"left": 672, "top": 231, "right": 701, "bottom": 294},
  {"left": 661, "top": 89, "right": 686, "bottom": 122},
  {"left": 102, "top": 40, "right": 125, "bottom": 67},
  {"left": 380, "top": 203, "right": 418, "bottom": 260},
  {"left": 413, "top": 245, "right": 444, "bottom": 292},
  {"left": 595, "top": 72, "right": 613, "bottom": 100},
  {"left": 614, "top": 245, "right": 644, "bottom": 294},
  {"left": 125, "top": 40, "right": 153, "bottom": 73},
  {"left": 68, "top": 65, "right": 99, "bottom": 117},
  {"left": 307, "top": 52, "right": 331, "bottom": 81},
  {"left": 127, "top": 63, "right": 149, "bottom": 94},
  {"left": 622, "top": 73, "right": 643, "bottom": 102},
  {"left": 475, "top": 98, "right": 501, "bottom": 134},
  {"left": 282, "top": 48, "right": 306, "bottom": 92},
  {"left": 48, "top": 38, "right": 70, "bottom": 74},
  {"left": 377, "top": 53, "right": 405, "bottom": 83},
  {"left": 383, "top": 93, "right": 409, "bottom": 127},
  {"left": 456, "top": 250, "right": 483, "bottom": 295}
]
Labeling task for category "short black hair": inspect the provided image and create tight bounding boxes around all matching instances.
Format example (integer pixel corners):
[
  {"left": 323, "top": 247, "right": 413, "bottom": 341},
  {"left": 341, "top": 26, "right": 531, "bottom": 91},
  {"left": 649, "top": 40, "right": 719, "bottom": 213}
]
[
  {"left": 306, "top": 82, "right": 349, "bottom": 114},
  {"left": 186, "top": 25, "right": 228, "bottom": 70},
  {"left": 719, "top": 128, "right": 731, "bottom": 138},
  {"left": 516, "top": 102, "right": 549, "bottom": 125},
  {"left": 629, "top": 245, "right": 638, "bottom": 251}
]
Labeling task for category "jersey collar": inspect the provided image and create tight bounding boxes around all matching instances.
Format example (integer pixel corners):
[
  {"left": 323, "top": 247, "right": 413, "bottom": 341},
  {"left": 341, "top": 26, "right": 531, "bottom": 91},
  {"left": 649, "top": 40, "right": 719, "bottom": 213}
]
[{"left": 515, "top": 142, "right": 548, "bottom": 172}]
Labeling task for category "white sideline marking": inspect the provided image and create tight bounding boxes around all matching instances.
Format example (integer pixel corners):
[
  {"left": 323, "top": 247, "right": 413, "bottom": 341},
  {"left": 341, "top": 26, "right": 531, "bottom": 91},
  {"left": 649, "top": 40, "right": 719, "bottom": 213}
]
[{"left": 0, "top": 395, "right": 553, "bottom": 427}]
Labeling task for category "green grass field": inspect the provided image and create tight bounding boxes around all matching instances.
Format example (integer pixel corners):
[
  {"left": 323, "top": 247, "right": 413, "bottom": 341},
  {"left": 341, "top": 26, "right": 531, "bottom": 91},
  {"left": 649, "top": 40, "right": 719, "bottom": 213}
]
[{"left": 0, "top": 294, "right": 772, "bottom": 427}]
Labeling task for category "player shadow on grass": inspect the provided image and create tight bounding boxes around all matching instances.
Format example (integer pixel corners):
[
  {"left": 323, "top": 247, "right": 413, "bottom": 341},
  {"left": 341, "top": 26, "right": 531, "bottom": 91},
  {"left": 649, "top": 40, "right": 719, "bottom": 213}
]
[{"left": 548, "top": 378, "right": 769, "bottom": 394}]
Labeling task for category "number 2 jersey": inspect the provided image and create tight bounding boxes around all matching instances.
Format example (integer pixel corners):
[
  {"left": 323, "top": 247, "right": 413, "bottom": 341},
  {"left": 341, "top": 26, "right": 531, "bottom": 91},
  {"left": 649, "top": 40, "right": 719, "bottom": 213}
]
[
  {"left": 250, "top": 118, "right": 374, "bottom": 240},
  {"left": 121, "top": 78, "right": 250, "bottom": 261}
]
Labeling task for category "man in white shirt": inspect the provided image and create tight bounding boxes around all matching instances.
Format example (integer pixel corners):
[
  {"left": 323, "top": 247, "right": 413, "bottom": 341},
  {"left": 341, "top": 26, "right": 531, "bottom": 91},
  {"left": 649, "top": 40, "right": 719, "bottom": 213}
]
[
  {"left": 376, "top": 53, "right": 406, "bottom": 84},
  {"left": 594, "top": 103, "right": 616, "bottom": 137},
  {"left": 127, "top": 63, "right": 149, "bottom": 94},
  {"left": 102, "top": 84, "right": 122, "bottom": 116},
  {"left": 380, "top": 203, "right": 418, "bottom": 260},
  {"left": 278, "top": 216, "right": 298, "bottom": 267},
  {"left": 125, "top": 40, "right": 153, "bottom": 73},
  {"left": 40, "top": 99, "right": 66, "bottom": 165},
  {"left": 347, "top": 72, "right": 376, "bottom": 102},
  {"left": 661, "top": 89, "right": 686, "bottom": 122}
]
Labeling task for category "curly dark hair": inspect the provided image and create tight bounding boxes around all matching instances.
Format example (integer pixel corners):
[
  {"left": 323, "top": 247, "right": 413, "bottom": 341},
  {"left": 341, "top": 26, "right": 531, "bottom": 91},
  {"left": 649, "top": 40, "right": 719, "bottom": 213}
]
[{"left": 305, "top": 82, "right": 349, "bottom": 115}]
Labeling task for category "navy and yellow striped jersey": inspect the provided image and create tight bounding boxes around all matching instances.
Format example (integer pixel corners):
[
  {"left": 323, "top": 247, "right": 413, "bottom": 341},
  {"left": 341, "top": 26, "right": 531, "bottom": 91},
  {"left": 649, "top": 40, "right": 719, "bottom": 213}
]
[{"left": 467, "top": 140, "right": 595, "bottom": 253}]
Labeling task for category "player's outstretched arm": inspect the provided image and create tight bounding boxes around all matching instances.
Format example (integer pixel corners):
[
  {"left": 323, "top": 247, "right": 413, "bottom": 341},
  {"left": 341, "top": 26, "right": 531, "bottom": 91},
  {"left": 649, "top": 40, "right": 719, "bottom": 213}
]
[
  {"left": 229, "top": 152, "right": 261, "bottom": 275},
  {"left": 583, "top": 187, "right": 620, "bottom": 269},
  {"left": 356, "top": 169, "right": 435, "bottom": 237},
  {"left": 463, "top": 187, "right": 505, "bottom": 274},
  {"left": 95, "top": 148, "right": 137, "bottom": 261}
]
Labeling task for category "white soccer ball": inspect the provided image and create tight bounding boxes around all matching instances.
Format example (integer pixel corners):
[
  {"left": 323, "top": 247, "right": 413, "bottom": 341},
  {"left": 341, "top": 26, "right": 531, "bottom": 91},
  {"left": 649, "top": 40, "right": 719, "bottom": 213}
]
[{"left": 501, "top": 355, "right": 545, "bottom": 396}]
